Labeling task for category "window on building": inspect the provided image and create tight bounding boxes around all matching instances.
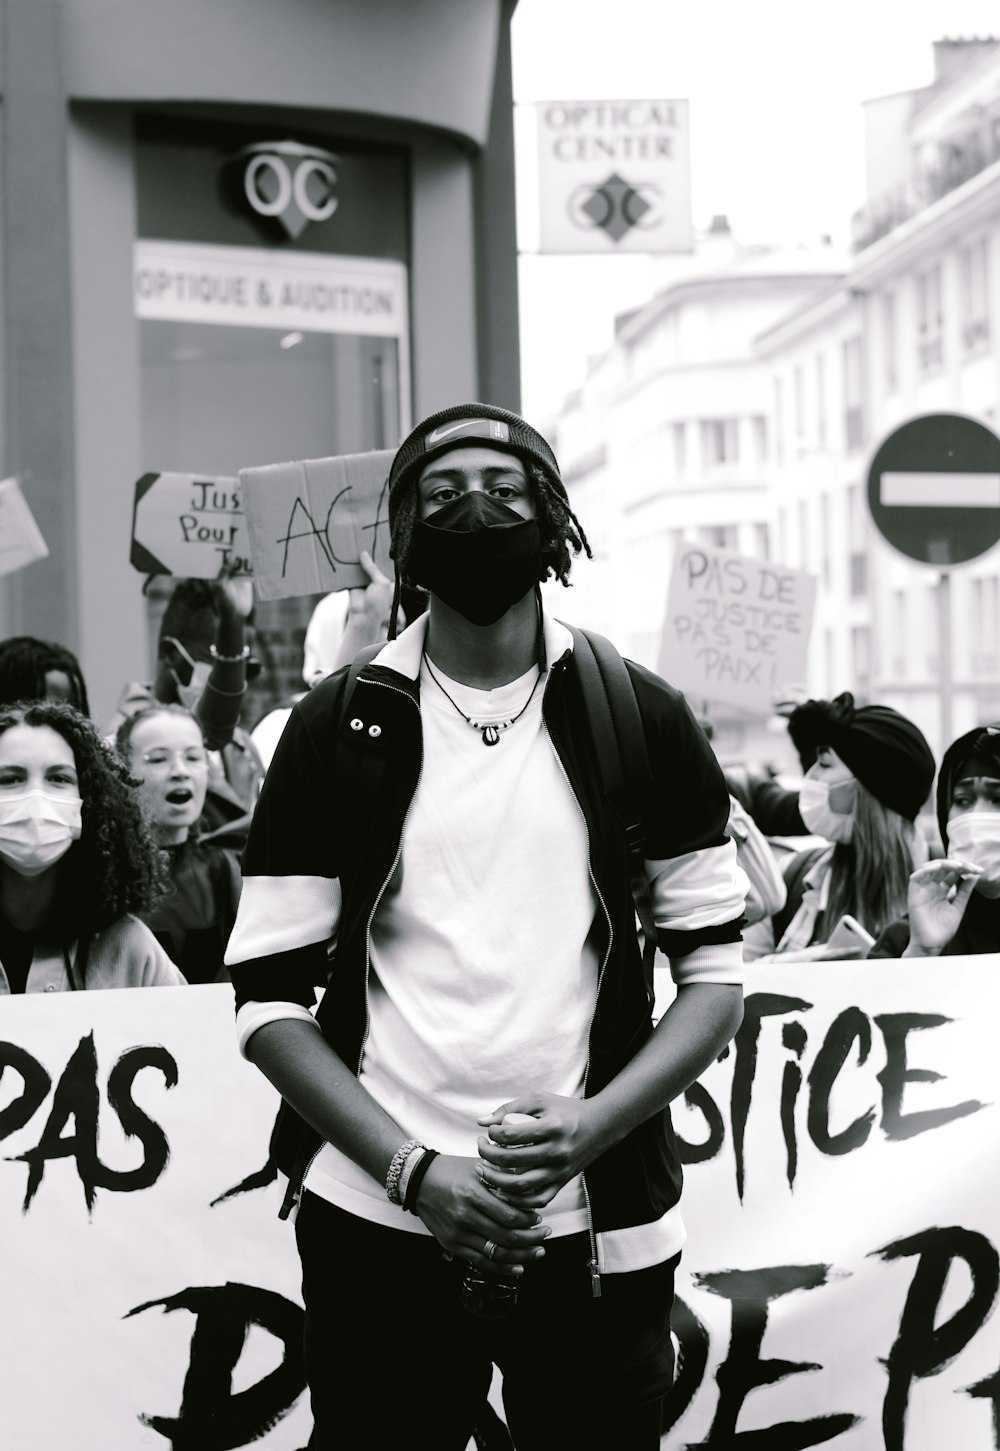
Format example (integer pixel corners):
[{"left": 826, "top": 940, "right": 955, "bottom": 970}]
[
  {"left": 798, "top": 499, "right": 809, "bottom": 570},
  {"left": 881, "top": 291, "right": 898, "bottom": 393},
  {"left": 892, "top": 589, "right": 907, "bottom": 677},
  {"left": 820, "top": 493, "right": 831, "bottom": 588},
  {"left": 753, "top": 414, "right": 768, "bottom": 464},
  {"left": 825, "top": 628, "right": 836, "bottom": 696},
  {"left": 847, "top": 482, "right": 868, "bottom": 596},
  {"left": 794, "top": 364, "right": 806, "bottom": 441},
  {"left": 851, "top": 625, "right": 872, "bottom": 700},
  {"left": 753, "top": 521, "right": 770, "bottom": 560},
  {"left": 926, "top": 583, "right": 941, "bottom": 674},
  {"left": 700, "top": 418, "right": 739, "bottom": 465},
  {"left": 916, "top": 262, "right": 944, "bottom": 371},
  {"left": 704, "top": 523, "right": 739, "bottom": 551},
  {"left": 672, "top": 421, "right": 687, "bottom": 475},
  {"left": 843, "top": 337, "right": 865, "bottom": 450},
  {"left": 815, "top": 353, "right": 827, "bottom": 447},
  {"left": 971, "top": 574, "right": 1000, "bottom": 674},
  {"left": 774, "top": 377, "right": 784, "bottom": 466},
  {"left": 960, "top": 238, "right": 990, "bottom": 351},
  {"left": 777, "top": 506, "right": 788, "bottom": 560}
]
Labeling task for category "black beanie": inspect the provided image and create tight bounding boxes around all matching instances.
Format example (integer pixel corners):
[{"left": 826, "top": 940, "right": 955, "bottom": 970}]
[
  {"left": 387, "top": 402, "right": 567, "bottom": 532},
  {"left": 788, "top": 692, "right": 935, "bottom": 821},
  {"left": 936, "top": 723, "right": 1000, "bottom": 846}
]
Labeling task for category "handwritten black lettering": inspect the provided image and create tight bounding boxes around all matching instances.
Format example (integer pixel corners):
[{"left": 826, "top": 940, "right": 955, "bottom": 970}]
[
  {"left": 126, "top": 1282, "right": 306, "bottom": 1447},
  {"left": 689, "top": 1263, "right": 861, "bottom": 1446},
  {"left": 7, "top": 1032, "right": 177, "bottom": 1212},
  {"left": 874, "top": 1227, "right": 1000, "bottom": 1451},
  {"left": 0, "top": 1040, "right": 51, "bottom": 1141},
  {"left": 874, "top": 1013, "right": 986, "bottom": 1141},
  {"left": 807, "top": 1006, "right": 876, "bottom": 1156}
]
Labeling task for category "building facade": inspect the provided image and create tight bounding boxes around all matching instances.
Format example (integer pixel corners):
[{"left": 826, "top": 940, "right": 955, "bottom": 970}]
[
  {"left": 0, "top": 0, "right": 520, "bottom": 723},
  {"left": 762, "top": 36, "right": 1000, "bottom": 757},
  {"left": 545, "top": 225, "right": 845, "bottom": 767}
]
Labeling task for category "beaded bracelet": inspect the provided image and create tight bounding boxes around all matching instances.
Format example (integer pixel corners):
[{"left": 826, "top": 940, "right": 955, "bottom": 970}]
[
  {"left": 209, "top": 643, "right": 251, "bottom": 663},
  {"left": 396, "top": 1145, "right": 427, "bottom": 1208},
  {"left": 404, "top": 1148, "right": 439, "bottom": 1213},
  {"left": 385, "top": 1138, "right": 421, "bottom": 1205}
]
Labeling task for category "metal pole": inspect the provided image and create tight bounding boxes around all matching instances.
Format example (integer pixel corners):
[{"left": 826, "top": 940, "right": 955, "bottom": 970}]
[{"left": 938, "top": 569, "right": 953, "bottom": 753}]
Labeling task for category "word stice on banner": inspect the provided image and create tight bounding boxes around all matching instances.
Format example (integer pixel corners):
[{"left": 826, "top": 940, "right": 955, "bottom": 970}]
[{"left": 658, "top": 540, "right": 817, "bottom": 715}]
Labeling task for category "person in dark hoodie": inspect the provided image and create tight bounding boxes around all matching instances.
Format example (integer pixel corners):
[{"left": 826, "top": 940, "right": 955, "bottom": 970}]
[{"left": 870, "top": 722, "right": 1000, "bottom": 958}]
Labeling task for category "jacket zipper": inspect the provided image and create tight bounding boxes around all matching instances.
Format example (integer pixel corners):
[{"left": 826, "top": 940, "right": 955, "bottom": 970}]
[
  {"left": 354, "top": 677, "right": 423, "bottom": 1076},
  {"left": 546, "top": 665, "right": 613, "bottom": 1298}
]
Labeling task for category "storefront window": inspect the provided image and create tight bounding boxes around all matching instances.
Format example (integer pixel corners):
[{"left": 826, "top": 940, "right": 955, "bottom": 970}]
[{"left": 133, "top": 119, "right": 410, "bottom": 717}]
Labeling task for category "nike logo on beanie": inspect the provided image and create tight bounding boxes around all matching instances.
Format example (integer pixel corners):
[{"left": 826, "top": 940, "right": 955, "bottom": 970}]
[{"left": 424, "top": 418, "right": 511, "bottom": 447}]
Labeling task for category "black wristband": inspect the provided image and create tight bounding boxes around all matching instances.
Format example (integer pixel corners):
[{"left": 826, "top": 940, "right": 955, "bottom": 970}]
[{"left": 404, "top": 1148, "right": 439, "bottom": 1213}]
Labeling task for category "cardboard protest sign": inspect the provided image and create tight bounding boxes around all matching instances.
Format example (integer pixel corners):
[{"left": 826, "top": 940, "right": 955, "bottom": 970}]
[
  {"left": 657, "top": 540, "right": 816, "bottom": 713},
  {"left": 0, "top": 476, "right": 49, "bottom": 576},
  {"left": 239, "top": 449, "right": 394, "bottom": 600},
  {"left": 130, "top": 472, "right": 250, "bottom": 578},
  {"left": 4, "top": 960, "right": 999, "bottom": 1447}
]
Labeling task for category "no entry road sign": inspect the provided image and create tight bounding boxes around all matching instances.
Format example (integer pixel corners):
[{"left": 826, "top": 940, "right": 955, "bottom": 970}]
[{"left": 866, "top": 413, "right": 1000, "bottom": 566}]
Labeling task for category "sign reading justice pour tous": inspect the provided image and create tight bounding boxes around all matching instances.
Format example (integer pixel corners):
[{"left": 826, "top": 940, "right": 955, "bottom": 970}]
[
  {"left": 130, "top": 472, "right": 251, "bottom": 578},
  {"left": 240, "top": 450, "right": 394, "bottom": 600},
  {"left": 657, "top": 541, "right": 816, "bottom": 714}
]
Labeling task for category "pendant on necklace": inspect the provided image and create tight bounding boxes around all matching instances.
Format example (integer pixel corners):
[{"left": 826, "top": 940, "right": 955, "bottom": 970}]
[{"left": 482, "top": 725, "right": 501, "bottom": 746}]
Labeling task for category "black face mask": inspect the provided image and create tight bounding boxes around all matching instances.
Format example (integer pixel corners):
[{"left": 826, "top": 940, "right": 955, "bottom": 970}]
[{"left": 408, "top": 493, "right": 542, "bottom": 626}]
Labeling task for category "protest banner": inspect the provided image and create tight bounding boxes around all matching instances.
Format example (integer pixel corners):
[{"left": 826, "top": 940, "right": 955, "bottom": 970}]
[
  {"left": 3, "top": 959, "right": 998, "bottom": 1448},
  {"left": 657, "top": 541, "right": 816, "bottom": 714},
  {"left": 239, "top": 449, "right": 394, "bottom": 600},
  {"left": 0, "top": 475, "right": 49, "bottom": 576},
  {"left": 130, "top": 472, "right": 251, "bottom": 578}
]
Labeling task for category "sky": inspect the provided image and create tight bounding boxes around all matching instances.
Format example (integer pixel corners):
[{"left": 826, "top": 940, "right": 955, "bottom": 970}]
[{"left": 511, "top": 0, "right": 1000, "bottom": 419}]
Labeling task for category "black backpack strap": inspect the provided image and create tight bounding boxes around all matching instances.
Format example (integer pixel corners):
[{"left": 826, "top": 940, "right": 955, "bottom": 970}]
[{"left": 567, "top": 626, "right": 657, "bottom": 967}]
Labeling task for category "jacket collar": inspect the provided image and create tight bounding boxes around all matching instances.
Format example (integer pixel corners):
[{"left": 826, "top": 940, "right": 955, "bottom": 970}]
[{"left": 370, "top": 607, "right": 574, "bottom": 683}]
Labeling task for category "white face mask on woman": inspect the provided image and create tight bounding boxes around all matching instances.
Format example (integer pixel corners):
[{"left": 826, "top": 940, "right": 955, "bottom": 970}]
[
  {"left": 0, "top": 788, "right": 83, "bottom": 877},
  {"left": 946, "top": 812, "right": 1000, "bottom": 898},
  {"left": 798, "top": 778, "right": 855, "bottom": 844}
]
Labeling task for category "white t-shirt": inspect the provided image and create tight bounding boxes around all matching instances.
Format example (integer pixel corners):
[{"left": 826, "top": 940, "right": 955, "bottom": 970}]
[{"left": 304, "top": 655, "right": 598, "bottom": 1236}]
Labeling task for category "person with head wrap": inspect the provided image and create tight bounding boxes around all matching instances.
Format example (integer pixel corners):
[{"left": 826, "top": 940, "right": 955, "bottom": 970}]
[
  {"left": 758, "top": 692, "right": 935, "bottom": 959},
  {"left": 870, "top": 723, "right": 1000, "bottom": 958},
  {"left": 0, "top": 635, "right": 90, "bottom": 716},
  {"left": 224, "top": 402, "right": 747, "bottom": 1448}
]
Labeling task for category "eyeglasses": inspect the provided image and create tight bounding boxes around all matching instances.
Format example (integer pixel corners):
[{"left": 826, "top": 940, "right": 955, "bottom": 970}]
[{"left": 140, "top": 748, "right": 209, "bottom": 770}]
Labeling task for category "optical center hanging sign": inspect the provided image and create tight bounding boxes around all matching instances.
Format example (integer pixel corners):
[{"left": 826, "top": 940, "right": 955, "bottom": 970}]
[
  {"left": 535, "top": 99, "right": 693, "bottom": 254},
  {"left": 134, "top": 240, "right": 408, "bottom": 338}
]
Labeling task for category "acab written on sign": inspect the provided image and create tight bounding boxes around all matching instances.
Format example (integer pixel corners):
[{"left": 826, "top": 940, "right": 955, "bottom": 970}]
[
  {"left": 657, "top": 541, "right": 816, "bottom": 714},
  {"left": 130, "top": 473, "right": 251, "bottom": 579}
]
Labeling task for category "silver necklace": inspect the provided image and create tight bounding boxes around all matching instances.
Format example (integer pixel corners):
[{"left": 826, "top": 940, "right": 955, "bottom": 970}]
[{"left": 423, "top": 655, "right": 542, "bottom": 746}]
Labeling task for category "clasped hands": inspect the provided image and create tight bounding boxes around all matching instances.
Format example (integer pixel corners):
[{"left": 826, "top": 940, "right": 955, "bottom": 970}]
[{"left": 412, "top": 1091, "right": 605, "bottom": 1277}]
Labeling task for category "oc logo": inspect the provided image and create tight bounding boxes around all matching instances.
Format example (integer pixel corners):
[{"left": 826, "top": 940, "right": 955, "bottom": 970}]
[{"left": 228, "top": 141, "right": 338, "bottom": 241}]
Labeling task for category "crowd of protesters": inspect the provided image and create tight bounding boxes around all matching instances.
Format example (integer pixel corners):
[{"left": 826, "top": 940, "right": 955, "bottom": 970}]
[{"left": 0, "top": 544, "right": 998, "bottom": 996}]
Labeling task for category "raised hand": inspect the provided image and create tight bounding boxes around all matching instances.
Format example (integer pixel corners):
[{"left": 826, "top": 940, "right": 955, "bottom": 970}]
[{"left": 906, "top": 858, "right": 982, "bottom": 955}]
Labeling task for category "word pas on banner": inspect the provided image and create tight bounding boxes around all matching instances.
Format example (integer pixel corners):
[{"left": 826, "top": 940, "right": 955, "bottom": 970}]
[
  {"left": 658, "top": 541, "right": 816, "bottom": 714},
  {"left": 131, "top": 472, "right": 251, "bottom": 578},
  {"left": 240, "top": 450, "right": 394, "bottom": 601},
  {"left": 0, "top": 476, "right": 49, "bottom": 577}
]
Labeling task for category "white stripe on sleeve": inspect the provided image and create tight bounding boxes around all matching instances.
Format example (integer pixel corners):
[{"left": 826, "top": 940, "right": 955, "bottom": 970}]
[
  {"left": 646, "top": 840, "right": 748, "bottom": 933},
  {"left": 225, "top": 874, "right": 342, "bottom": 965},
  {"left": 236, "top": 1000, "right": 321, "bottom": 1058}
]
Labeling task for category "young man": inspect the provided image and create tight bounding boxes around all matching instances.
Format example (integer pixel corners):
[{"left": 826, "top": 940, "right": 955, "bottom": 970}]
[{"left": 225, "top": 403, "right": 746, "bottom": 1450}]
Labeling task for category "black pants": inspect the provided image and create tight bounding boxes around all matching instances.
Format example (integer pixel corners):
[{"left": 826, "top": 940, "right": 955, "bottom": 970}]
[{"left": 296, "top": 1191, "right": 677, "bottom": 1450}]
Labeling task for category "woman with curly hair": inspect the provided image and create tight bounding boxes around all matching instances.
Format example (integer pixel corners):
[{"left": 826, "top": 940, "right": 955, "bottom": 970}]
[
  {"left": 0, "top": 700, "right": 184, "bottom": 992},
  {"left": 756, "top": 693, "right": 936, "bottom": 960}
]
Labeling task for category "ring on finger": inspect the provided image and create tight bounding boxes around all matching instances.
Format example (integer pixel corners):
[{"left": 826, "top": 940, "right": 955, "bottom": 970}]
[{"left": 483, "top": 1239, "right": 499, "bottom": 1261}]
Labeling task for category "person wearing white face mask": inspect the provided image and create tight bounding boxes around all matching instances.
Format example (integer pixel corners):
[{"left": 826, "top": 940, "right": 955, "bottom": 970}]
[
  {"left": 756, "top": 692, "right": 935, "bottom": 960},
  {"left": 871, "top": 723, "right": 1000, "bottom": 958},
  {"left": 0, "top": 701, "right": 184, "bottom": 993}
]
